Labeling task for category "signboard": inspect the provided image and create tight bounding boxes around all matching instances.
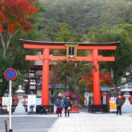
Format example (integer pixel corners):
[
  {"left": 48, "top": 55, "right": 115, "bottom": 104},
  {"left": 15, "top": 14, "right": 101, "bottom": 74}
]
[
  {"left": 27, "top": 95, "right": 36, "bottom": 113},
  {"left": 66, "top": 45, "right": 77, "bottom": 58},
  {"left": 84, "top": 92, "right": 89, "bottom": 106},
  {"left": 2, "top": 97, "right": 12, "bottom": 111},
  {"left": 4, "top": 68, "right": 17, "bottom": 81},
  {"left": 102, "top": 96, "right": 107, "bottom": 105},
  {"left": 36, "top": 96, "right": 41, "bottom": 105},
  {"left": 109, "top": 97, "right": 117, "bottom": 112}
]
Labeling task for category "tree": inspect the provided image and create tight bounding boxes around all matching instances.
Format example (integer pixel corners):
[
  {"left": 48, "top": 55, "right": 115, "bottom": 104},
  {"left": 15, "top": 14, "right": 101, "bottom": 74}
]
[
  {"left": 78, "top": 71, "right": 113, "bottom": 92},
  {"left": 86, "top": 24, "right": 132, "bottom": 85},
  {"left": 40, "top": 0, "right": 132, "bottom": 40},
  {"left": 0, "top": 0, "right": 38, "bottom": 58},
  {"left": 53, "top": 61, "right": 91, "bottom": 94},
  {"left": 52, "top": 22, "right": 90, "bottom": 93}
]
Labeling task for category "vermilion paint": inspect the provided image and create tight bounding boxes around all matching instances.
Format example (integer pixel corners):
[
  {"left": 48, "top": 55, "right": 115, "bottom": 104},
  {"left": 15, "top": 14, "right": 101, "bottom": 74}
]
[{"left": 22, "top": 41, "right": 119, "bottom": 106}]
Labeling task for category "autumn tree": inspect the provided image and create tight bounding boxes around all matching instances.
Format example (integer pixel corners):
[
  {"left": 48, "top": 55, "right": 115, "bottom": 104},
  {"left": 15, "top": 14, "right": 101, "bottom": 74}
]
[
  {"left": 0, "top": 0, "right": 38, "bottom": 58},
  {"left": 78, "top": 71, "right": 113, "bottom": 92}
]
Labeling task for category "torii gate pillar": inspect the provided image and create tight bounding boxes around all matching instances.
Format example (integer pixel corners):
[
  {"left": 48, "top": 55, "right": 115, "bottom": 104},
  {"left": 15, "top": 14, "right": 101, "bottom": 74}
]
[
  {"left": 92, "top": 49, "right": 101, "bottom": 105},
  {"left": 42, "top": 48, "right": 50, "bottom": 105}
]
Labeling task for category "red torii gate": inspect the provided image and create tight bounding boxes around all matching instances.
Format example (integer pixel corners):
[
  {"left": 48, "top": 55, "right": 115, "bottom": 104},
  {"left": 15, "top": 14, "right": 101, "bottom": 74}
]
[{"left": 20, "top": 39, "right": 120, "bottom": 107}]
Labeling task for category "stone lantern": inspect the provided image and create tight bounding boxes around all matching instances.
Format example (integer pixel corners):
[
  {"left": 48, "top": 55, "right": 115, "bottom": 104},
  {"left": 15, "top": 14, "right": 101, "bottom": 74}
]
[
  {"left": 121, "top": 84, "right": 132, "bottom": 113},
  {"left": 15, "top": 85, "right": 25, "bottom": 97},
  {"left": 13, "top": 85, "right": 27, "bottom": 115}
]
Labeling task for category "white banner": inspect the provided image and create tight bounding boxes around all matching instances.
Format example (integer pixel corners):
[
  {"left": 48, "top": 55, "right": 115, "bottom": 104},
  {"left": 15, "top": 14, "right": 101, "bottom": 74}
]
[
  {"left": 36, "top": 97, "right": 41, "bottom": 105},
  {"left": 102, "top": 96, "right": 107, "bottom": 105},
  {"left": 2, "top": 97, "right": 12, "bottom": 111},
  {"left": 28, "top": 95, "right": 36, "bottom": 113}
]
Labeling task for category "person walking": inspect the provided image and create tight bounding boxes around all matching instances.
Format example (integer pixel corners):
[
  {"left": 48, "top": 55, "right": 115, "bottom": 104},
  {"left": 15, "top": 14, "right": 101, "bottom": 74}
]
[
  {"left": 116, "top": 95, "right": 122, "bottom": 115},
  {"left": 64, "top": 96, "right": 71, "bottom": 117},
  {"left": 55, "top": 97, "right": 63, "bottom": 117}
]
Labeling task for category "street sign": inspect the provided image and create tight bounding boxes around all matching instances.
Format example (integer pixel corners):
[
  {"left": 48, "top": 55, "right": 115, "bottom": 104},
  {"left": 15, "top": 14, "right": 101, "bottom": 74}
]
[
  {"left": 4, "top": 68, "right": 17, "bottom": 132},
  {"left": 4, "top": 68, "right": 17, "bottom": 81}
]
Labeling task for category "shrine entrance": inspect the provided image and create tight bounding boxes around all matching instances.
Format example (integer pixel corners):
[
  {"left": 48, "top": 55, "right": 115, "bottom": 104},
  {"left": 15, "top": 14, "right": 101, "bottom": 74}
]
[{"left": 20, "top": 39, "right": 119, "bottom": 109}]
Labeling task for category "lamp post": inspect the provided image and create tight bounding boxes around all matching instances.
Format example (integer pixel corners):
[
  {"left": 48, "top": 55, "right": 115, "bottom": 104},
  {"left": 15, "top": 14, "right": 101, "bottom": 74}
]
[
  {"left": 15, "top": 85, "right": 25, "bottom": 97},
  {"left": 14, "top": 85, "right": 26, "bottom": 115},
  {"left": 15, "top": 85, "right": 25, "bottom": 105},
  {"left": 121, "top": 84, "right": 132, "bottom": 113},
  {"left": 121, "top": 84, "right": 131, "bottom": 99}
]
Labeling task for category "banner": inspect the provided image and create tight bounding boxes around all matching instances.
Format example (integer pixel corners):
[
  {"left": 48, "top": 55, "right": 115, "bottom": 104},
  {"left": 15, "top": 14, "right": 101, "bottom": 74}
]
[
  {"left": 2, "top": 97, "right": 12, "bottom": 111},
  {"left": 27, "top": 95, "right": 36, "bottom": 113},
  {"left": 109, "top": 97, "right": 116, "bottom": 112},
  {"left": 36, "top": 96, "right": 41, "bottom": 105}
]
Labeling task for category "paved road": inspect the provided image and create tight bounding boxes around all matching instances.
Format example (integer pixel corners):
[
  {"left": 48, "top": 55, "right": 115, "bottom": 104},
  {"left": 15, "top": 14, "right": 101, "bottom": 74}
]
[
  {"left": 1, "top": 111, "right": 132, "bottom": 132},
  {"left": 48, "top": 112, "right": 132, "bottom": 132},
  {"left": 0, "top": 115, "right": 57, "bottom": 132}
]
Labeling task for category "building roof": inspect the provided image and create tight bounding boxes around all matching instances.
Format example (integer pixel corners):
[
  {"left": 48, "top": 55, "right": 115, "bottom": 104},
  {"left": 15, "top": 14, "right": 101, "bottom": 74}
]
[
  {"left": 101, "top": 86, "right": 111, "bottom": 92},
  {"left": 20, "top": 38, "right": 120, "bottom": 46},
  {"left": 119, "top": 81, "right": 132, "bottom": 89}
]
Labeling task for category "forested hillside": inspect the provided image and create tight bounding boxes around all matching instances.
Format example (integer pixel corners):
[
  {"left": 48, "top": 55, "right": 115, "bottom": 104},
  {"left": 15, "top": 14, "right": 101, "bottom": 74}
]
[{"left": 39, "top": 0, "right": 132, "bottom": 40}]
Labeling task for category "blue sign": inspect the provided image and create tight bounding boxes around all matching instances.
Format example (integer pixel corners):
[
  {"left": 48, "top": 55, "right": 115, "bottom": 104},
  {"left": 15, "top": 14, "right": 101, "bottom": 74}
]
[
  {"left": 67, "top": 45, "right": 77, "bottom": 58},
  {"left": 4, "top": 68, "right": 17, "bottom": 81},
  {"left": 69, "top": 47, "right": 74, "bottom": 56}
]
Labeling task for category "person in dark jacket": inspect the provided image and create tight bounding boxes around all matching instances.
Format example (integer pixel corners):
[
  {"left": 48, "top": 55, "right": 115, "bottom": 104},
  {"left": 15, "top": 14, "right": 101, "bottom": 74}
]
[
  {"left": 116, "top": 96, "right": 122, "bottom": 115},
  {"left": 64, "top": 96, "right": 71, "bottom": 117}
]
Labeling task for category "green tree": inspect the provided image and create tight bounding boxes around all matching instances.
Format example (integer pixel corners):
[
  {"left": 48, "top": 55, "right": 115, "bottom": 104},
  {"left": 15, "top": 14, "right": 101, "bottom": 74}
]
[
  {"left": 40, "top": 0, "right": 132, "bottom": 40},
  {"left": 52, "top": 22, "right": 91, "bottom": 94},
  {"left": 86, "top": 24, "right": 132, "bottom": 85}
]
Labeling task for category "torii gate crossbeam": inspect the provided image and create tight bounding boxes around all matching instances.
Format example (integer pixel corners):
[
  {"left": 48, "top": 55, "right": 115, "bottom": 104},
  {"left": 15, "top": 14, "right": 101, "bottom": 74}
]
[{"left": 20, "top": 39, "right": 119, "bottom": 108}]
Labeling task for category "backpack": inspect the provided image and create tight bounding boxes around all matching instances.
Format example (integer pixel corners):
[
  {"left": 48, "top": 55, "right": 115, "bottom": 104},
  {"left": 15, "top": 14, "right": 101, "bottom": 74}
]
[
  {"left": 64, "top": 99, "right": 71, "bottom": 108},
  {"left": 116, "top": 98, "right": 122, "bottom": 106}
]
